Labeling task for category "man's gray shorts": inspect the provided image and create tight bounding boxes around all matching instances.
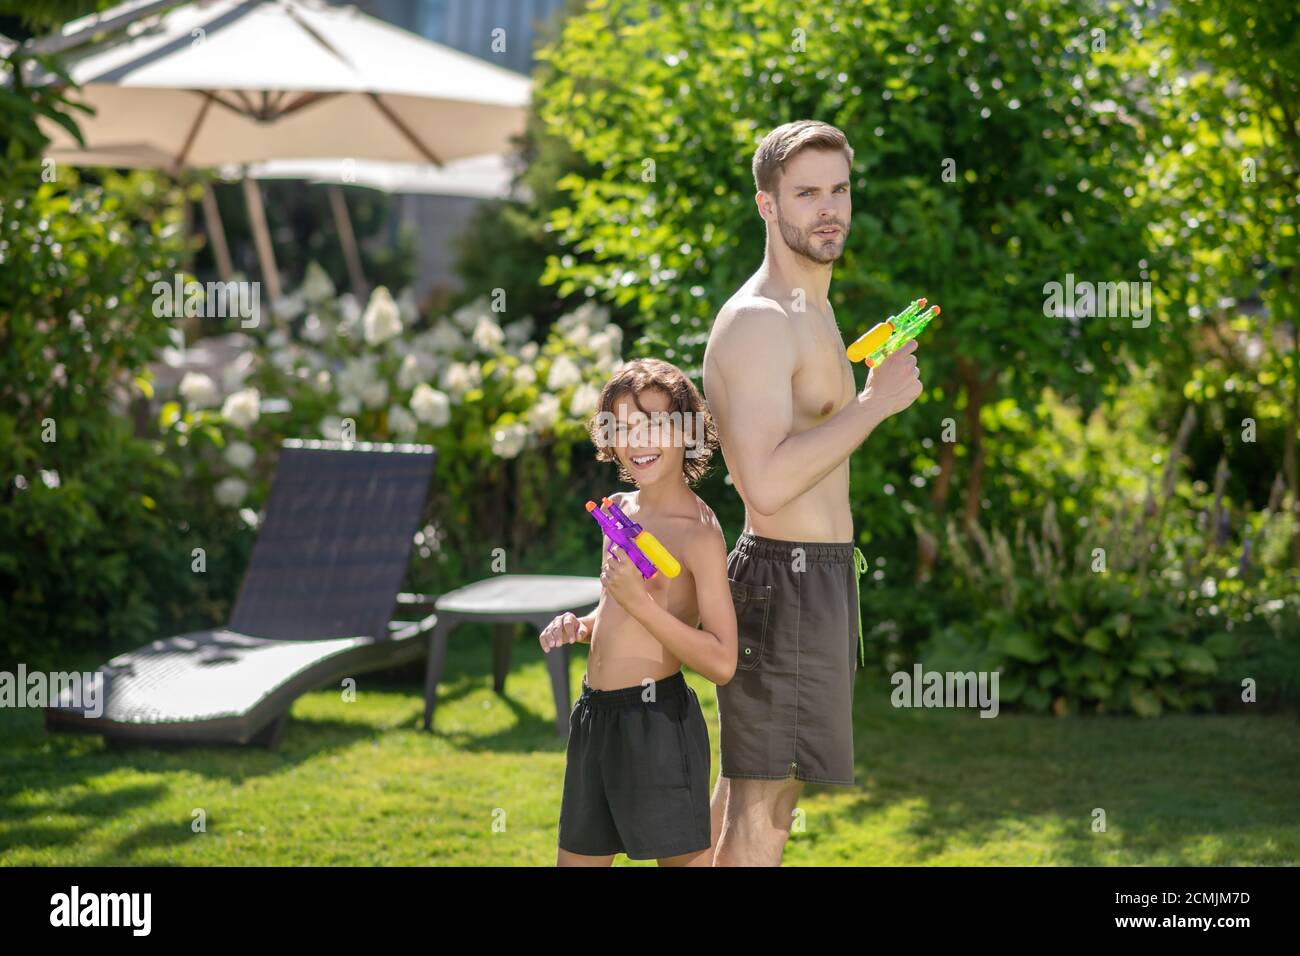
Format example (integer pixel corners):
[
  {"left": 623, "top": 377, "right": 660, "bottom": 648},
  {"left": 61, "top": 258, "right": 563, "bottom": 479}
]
[{"left": 717, "top": 531, "right": 867, "bottom": 787}]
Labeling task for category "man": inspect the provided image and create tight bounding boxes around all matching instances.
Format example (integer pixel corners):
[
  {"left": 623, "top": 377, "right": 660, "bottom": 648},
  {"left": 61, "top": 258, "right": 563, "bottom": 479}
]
[{"left": 702, "top": 120, "right": 923, "bottom": 866}]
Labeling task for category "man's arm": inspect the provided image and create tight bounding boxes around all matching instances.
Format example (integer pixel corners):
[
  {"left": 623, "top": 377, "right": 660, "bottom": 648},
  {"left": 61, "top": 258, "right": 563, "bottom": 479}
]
[{"left": 710, "top": 304, "right": 920, "bottom": 516}]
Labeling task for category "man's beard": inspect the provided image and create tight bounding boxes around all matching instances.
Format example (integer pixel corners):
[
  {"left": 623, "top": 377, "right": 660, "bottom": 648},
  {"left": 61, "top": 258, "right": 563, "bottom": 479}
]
[{"left": 775, "top": 205, "right": 849, "bottom": 264}]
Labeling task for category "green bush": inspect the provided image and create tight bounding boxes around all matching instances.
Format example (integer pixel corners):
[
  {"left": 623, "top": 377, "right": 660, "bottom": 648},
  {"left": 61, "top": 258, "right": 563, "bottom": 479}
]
[
  {"left": 868, "top": 442, "right": 1300, "bottom": 716},
  {"left": 0, "top": 163, "right": 250, "bottom": 668}
]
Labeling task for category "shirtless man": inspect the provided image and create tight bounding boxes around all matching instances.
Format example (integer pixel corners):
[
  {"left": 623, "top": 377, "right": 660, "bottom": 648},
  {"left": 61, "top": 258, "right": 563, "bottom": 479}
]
[{"left": 702, "top": 120, "right": 924, "bottom": 866}]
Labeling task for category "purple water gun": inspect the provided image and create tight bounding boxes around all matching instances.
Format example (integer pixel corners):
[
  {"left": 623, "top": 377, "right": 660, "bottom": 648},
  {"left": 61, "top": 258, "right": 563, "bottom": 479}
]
[{"left": 586, "top": 496, "right": 682, "bottom": 580}]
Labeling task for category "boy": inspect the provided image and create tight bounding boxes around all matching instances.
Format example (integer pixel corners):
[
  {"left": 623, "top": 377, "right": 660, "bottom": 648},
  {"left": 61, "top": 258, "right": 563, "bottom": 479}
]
[{"left": 539, "top": 357, "right": 738, "bottom": 867}]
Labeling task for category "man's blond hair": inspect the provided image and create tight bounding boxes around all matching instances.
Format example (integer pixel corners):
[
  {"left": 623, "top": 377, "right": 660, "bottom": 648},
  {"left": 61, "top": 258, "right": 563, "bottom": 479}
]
[{"left": 752, "top": 120, "right": 854, "bottom": 195}]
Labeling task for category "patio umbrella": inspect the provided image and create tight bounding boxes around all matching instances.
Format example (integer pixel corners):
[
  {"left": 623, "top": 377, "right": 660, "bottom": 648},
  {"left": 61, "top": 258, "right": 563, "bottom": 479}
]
[
  {"left": 23, "top": 0, "right": 531, "bottom": 298},
  {"left": 242, "top": 153, "right": 527, "bottom": 296}
]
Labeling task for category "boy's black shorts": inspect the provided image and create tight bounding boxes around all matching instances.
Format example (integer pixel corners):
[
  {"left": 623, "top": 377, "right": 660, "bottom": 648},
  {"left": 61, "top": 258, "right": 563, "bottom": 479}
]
[{"left": 558, "top": 669, "right": 711, "bottom": 860}]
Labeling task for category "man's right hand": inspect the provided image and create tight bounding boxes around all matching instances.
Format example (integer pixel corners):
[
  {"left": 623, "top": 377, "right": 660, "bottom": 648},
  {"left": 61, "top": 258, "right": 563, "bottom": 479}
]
[
  {"left": 540, "top": 611, "right": 590, "bottom": 652},
  {"left": 861, "top": 339, "right": 923, "bottom": 418}
]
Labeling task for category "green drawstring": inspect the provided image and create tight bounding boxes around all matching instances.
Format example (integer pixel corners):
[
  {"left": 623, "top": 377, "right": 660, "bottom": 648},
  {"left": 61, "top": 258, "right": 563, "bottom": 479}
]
[{"left": 852, "top": 547, "right": 868, "bottom": 668}]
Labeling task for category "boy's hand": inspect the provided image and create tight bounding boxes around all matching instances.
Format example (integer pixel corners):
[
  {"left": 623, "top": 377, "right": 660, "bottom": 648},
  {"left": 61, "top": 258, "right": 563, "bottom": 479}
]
[
  {"left": 600, "top": 544, "right": 652, "bottom": 614},
  {"left": 540, "top": 611, "right": 589, "bottom": 652}
]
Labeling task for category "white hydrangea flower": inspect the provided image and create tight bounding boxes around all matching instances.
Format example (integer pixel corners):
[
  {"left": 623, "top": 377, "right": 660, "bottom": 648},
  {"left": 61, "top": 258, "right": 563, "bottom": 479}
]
[
  {"left": 452, "top": 297, "right": 492, "bottom": 331},
  {"left": 503, "top": 318, "right": 535, "bottom": 347},
  {"left": 429, "top": 319, "right": 466, "bottom": 354},
  {"left": 472, "top": 315, "right": 505, "bottom": 353},
  {"left": 214, "top": 477, "right": 248, "bottom": 507},
  {"left": 547, "top": 355, "right": 582, "bottom": 390},
  {"left": 397, "top": 287, "right": 420, "bottom": 324},
  {"left": 562, "top": 321, "right": 591, "bottom": 349},
  {"left": 398, "top": 352, "right": 437, "bottom": 391},
  {"left": 224, "top": 440, "right": 256, "bottom": 470},
  {"left": 362, "top": 286, "right": 403, "bottom": 345},
  {"left": 589, "top": 325, "right": 623, "bottom": 364},
  {"left": 387, "top": 403, "right": 418, "bottom": 438},
  {"left": 556, "top": 300, "right": 610, "bottom": 340},
  {"left": 338, "top": 292, "right": 362, "bottom": 333},
  {"left": 519, "top": 341, "right": 539, "bottom": 362},
  {"left": 570, "top": 299, "right": 610, "bottom": 330},
  {"left": 410, "top": 383, "right": 451, "bottom": 427},
  {"left": 319, "top": 416, "right": 345, "bottom": 441},
  {"left": 222, "top": 351, "right": 255, "bottom": 392},
  {"left": 301, "top": 312, "right": 329, "bottom": 343},
  {"left": 513, "top": 364, "right": 537, "bottom": 387},
  {"left": 301, "top": 261, "right": 336, "bottom": 303},
  {"left": 270, "top": 347, "right": 295, "bottom": 372},
  {"left": 491, "top": 421, "right": 528, "bottom": 459},
  {"left": 220, "top": 387, "right": 261, "bottom": 429},
  {"left": 529, "top": 393, "right": 561, "bottom": 433},
  {"left": 272, "top": 292, "right": 305, "bottom": 321},
  {"left": 441, "top": 360, "right": 481, "bottom": 400},
  {"left": 314, "top": 369, "right": 332, "bottom": 394},
  {"left": 337, "top": 355, "right": 379, "bottom": 401},
  {"left": 338, "top": 395, "right": 361, "bottom": 415},
  {"left": 569, "top": 382, "right": 601, "bottom": 418},
  {"left": 361, "top": 379, "right": 389, "bottom": 409},
  {"left": 178, "top": 371, "right": 219, "bottom": 409}
]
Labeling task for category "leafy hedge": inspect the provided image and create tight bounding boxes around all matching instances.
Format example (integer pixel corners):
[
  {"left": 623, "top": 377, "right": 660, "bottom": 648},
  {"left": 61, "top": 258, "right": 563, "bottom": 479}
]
[{"left": 0, "top": 163, "right": 250, "bottom": 668}]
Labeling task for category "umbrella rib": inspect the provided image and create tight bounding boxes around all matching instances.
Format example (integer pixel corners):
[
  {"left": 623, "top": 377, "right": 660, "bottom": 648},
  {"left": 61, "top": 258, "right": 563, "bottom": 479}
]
[
  {"left": 367, "top": 93, "right": 443, "bottom": 167},
  {"left": 173, "top": 93, "right": 214, "bottom": 171},
  {"left": 233, "top": 89, "right": 259, "bottom": 117},
  {"left": 276, "top": 91, "right": 339, "bottom": 118},
  {"left": 283, "top": 2, "right": 356, "bottom": 69},
  {"left": 200, "top": 90, "right": 256, "bottom": 120}
]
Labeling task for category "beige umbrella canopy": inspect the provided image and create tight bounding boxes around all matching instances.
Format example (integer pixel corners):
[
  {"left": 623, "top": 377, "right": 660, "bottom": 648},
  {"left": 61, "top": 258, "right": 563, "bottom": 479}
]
[
  {"left": 25, "top": 0, "right": 531, "bottom": 298},
  {"left": 32, "top": 0, "right": 530, "bottom": 167}
]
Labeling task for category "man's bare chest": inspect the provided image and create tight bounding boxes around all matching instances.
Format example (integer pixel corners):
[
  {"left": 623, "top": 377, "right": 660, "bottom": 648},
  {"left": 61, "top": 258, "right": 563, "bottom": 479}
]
[{"left": 791, "top": 310, "right": 856, "bottom": 423}]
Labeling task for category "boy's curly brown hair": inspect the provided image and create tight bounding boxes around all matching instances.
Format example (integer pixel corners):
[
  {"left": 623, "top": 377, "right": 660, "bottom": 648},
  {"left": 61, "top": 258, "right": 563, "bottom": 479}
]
[{"left": 585, "top": 358, "right": 718, "bottom": 486}]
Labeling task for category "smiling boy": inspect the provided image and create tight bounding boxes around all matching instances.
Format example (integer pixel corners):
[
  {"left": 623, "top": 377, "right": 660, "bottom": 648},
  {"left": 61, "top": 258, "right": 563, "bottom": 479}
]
[{"left": 539, "top": 358, "right": 738, "bottom": 867}]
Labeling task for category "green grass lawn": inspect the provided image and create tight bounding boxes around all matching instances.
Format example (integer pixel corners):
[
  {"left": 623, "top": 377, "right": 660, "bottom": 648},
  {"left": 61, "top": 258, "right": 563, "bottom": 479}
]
[{"left": 3, "top": 632, "right": 1298, "bottom": 866}]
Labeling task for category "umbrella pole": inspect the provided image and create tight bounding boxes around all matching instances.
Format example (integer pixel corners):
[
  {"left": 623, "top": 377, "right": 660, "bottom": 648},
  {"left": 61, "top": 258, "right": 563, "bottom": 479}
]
[
  {"left": 327, "top": 184, "right": 367, "bottom": 299},
  {"left": 241, "top": 172, "right": 283, "bottom": 302},
  {"left": 201, "top": 181, "right": 235, "bottom": 282}
]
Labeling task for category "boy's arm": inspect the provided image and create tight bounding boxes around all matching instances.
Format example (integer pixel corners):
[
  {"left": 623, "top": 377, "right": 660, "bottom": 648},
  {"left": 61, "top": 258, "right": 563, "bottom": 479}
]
[
  {"left": 541, "top": 524, "right": 606, "bottom": 648},
  {"left": 574, "top": 609, "right": 596, "bottom": 643},
  {"left": 619, "top": 525, "right": 738, "bottom": 685}
]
